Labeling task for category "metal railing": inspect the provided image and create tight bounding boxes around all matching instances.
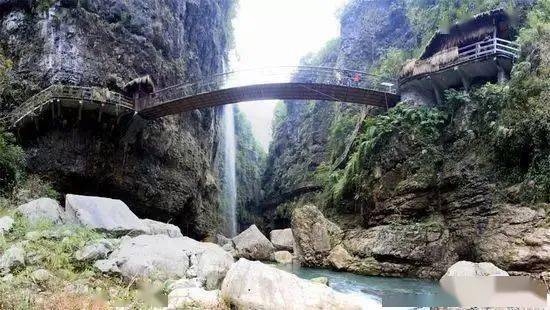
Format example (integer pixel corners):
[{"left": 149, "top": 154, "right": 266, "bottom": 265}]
[
  {"left": 1, "top": 85, "right": 133, "bottom": 128},
  {"left": 457, "top": 37, "right": 520, "bottom": 63},
  {"left": 137, "top": 66, "right": 398, "bottom": 110}
]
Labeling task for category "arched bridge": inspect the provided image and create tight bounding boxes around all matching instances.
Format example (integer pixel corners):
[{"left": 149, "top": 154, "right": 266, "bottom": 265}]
[
  {"left": 2, "top": 66, "right": 400, "bottom": 129},
  {"left": 136, "top": 66, "right": 400, "bottom": 119}
]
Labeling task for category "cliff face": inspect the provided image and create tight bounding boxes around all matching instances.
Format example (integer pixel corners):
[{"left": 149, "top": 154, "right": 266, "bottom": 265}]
[
  {"left": 261, "top": 0, "right": 415, "bottom": 223},
  {"left": 0, "top": 0, "right": 235, "bottom": 238},
  {"left": 263, "top": 0, "right": 549, "bottom": 279}
]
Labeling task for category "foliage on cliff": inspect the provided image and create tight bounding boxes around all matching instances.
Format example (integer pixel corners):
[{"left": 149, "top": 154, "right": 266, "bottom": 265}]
[
  {"left": 0, "top": 129, "right": 25, "bottom": 195},
  {"left": 234, "top": 107, "right": 266, "bottom": 226}
]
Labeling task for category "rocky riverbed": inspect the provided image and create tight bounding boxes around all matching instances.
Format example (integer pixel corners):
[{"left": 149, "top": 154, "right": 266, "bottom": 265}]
[{"left": 1, "top": 194, "right": 547, "bottom": 309}]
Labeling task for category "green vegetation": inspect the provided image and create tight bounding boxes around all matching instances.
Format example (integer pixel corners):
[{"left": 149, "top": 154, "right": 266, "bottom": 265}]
[
  {"left": 0, "top": 128, "right": 25, "bottom": 195},
  {"left": 371, "top": 48, "right": 413, "bottom": 78}
]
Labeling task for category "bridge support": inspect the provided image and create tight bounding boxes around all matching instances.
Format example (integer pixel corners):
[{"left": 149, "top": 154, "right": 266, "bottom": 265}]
[
  {"left": 455, "top": 66, "right": 471, "bottom": 92},
  {"left": 428, "top": 76, "right": 443, "bottom": 105},
  {"left": 495, "top": 58, "right": 509, "bottom": 84}
]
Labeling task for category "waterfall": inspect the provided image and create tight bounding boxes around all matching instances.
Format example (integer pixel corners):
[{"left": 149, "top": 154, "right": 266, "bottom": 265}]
[{"left": 223, "top": 104, "right": 238, "bottom": 236}]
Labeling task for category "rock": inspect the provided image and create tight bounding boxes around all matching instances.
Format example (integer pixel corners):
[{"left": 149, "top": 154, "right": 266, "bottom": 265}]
[
  {"left": 17, "top": 198, "right": 64, "bottom": 224},
  {"left": 291, "top": 205, "right": 343, "bottom": 267},
  {"left": 328, "top": 245, "right": 354, "bottom": 270},
  {"left": 75, "top": 239, "right": 114, "bottom": 261},
  {"left": 98, "top": 234, "right": 232, "bottom": 284},
  {"left": 270, "top": 228, "right": 294, "bottom": 251},
  {"left": 0, "top": 216, "right": 14, "bottom": 234},
  {"left": 93, "top": 259, "right": 120, "bottom": 274},
  {"left": 310, "top": 277, "right": 329, "bottom": 286},
  {"left": 0, "top": 245, "right": 25, "bottom": 273},
  {"left": 167, "top": 278, "right": 204, "bottom": 291},
  {"left": 221, "top": 259, "right": 362, "bottom": 309},
  {"left": 168, "top": 287, "right": 226, "bottom": 310},
  {"left": 273, "top": 251, "right": 293, "bottom": 265},
  {"left": 232, "top": 225, "right": 274, "bottom": 261},
  {"left": 196, "top": 244, "right": 234, "bottom": 290},
  {"left": 64, "top": 194, "right": 147, "bottom": 236},
  {"left": 141, "top": 219, "right": 183, "bottom": 238},
  {"left": 443, "top": 261, "right": 509, "bottom": 277},
  {"left": 31, "top": 269, "right": 53, "bottom": 283},
  {"left": 216, "top": 234, "right": 232, "bottom": 247}
]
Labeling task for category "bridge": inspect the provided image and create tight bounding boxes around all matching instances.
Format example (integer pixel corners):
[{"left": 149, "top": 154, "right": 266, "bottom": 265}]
[{"left": 1, "top": 66, "right": 400, "bottom": 129}]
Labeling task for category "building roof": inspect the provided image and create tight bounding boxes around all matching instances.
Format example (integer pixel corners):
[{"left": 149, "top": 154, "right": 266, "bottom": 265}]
[{"left": 420, "top": 9, "right": 511, "bottom": 59}]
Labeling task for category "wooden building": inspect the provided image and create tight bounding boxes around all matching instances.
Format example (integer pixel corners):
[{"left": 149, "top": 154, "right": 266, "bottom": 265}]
[{"left": 399, "top": 9, "right": 520, "bottom": 105}]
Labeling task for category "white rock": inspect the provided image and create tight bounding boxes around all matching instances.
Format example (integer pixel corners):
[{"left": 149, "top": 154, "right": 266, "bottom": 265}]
[
  {"left": 167, "top": 278, "right": 204, "bottom": 291},
  {"left": 65, "top": 194, "right": 147, "bottom": 235},
  {"left": 221, "top": 258, "right": 363, "bottom": 310},
  {"left": 197, "top": 244, "right": 234, "bottom": 290},
  {"left": 273, "top": 250, "right": 293, "bottom": 265},
  {"left": 75, "top": 239, "right": 114, "bottom": 261},
  {"left": 17, "top": 198, "right": 64, "bottom": 224},
  {"left": 0, "top": 245, "right": 25, "bottom": 273},
  {"left": 31, "top": 269, "right": 52, "bottom": 283},
  {"left": 310, "top": 277, "right": 329, "bottom": 286},
  {"left": 270, "top": 228, "right": 294, "bottom": 251},
  {"left": 142, "top": 219, "right": 183, "bottom": 238},
  {"left": 168, "top": 287, "right": 225, "bottom": 310},
  {"left": 0, "top": 216, "right": 14, "bottom": 234},
  {"left": 94, "top": 259, "right": 120, "bottom": 274},
  {"left": 232, "top": 225, "right": 274, "bottom": 261},
  {"left": 443, "top": 261, "right": 509, "bottom": 277}
]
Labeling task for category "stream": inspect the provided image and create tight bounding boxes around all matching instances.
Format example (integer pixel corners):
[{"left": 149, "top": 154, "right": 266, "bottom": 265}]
[{"left": 275, "top": 264, "right": 459, "bottom": 308}]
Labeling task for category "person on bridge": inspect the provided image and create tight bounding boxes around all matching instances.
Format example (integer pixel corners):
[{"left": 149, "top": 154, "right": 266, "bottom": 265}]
[{"left": 353, "top": 73, "right": 362, "bottom": 86}]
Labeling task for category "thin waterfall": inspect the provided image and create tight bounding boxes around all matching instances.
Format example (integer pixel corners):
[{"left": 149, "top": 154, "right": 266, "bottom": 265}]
[{"left": 223, "top": 104, "right": 238, "bottom": 236}]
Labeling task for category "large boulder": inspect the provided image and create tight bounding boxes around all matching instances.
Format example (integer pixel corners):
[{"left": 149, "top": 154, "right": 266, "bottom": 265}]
[
  {"left": 75, "top": 239, "right": 114, "bottom": 261},
  {"left": 221, "top": 259, "right": 363, "bottom": 309},
  {"left": 0, "top": 216, "right": 14, "bottom": 234},
  {"left": 232, "top": 225, "right": 274, "bottom": 261},
  {"left": 65, "top": 194, "right": 147, "bottom": 236},
  {"left": 270, "top": 228, "right": 294, "bottom": 251},
  {"left": 291, "top": 205, "right": 343, "bottom": 267},
  {"left": 17, "top": 198, "right": 65, "bottom": 224},
  {"left": 96, "top": 235, "right": 233, "bottom": 286},
  {"left": 443, "top": 261, "right": 509, "bottom": 277},
  {"left": 273, "top": 251, "right": 293, "bottom": 265},
  {"left": 141, "top": 219, "right": 183, "bottom": 238}
]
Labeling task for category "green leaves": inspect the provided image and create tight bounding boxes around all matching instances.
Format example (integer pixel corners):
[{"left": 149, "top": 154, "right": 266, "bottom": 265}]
[{"left": 0, "top": 129, "right": 25, "bottom": 195}]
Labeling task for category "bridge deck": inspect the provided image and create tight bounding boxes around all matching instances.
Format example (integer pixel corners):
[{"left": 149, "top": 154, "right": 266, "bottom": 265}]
[{"left": 138, "top": 82, "right": 400, "bottom": 119}]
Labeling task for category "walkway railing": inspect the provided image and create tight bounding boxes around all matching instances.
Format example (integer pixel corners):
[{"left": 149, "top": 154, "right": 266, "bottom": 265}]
[
  {"left": 136, "top": 66, "right": 398, "bottom": 111},
  {"left": 1, "top": 85, "right": 133, "bottom": 128},
  {"left": 457, "top": 37, "right": 520, "bottom": 62}
]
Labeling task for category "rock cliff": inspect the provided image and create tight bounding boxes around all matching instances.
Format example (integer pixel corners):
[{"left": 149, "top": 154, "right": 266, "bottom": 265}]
[{"left": 0, "top": 0, "right": 235, "bottom": 238}]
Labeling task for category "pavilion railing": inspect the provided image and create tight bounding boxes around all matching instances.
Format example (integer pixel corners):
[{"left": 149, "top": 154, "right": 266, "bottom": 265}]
[
  {"left": 457, "top": 37, "right": 520, "bottom": 63},
  {"left": 136, "top": 66, "right": 398, "bottom": 111}
]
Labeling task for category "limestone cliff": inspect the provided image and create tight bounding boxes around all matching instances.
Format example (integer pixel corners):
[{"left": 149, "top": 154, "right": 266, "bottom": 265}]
[{"left": 0, "top": 0, "right": 235, "bottom": 238}]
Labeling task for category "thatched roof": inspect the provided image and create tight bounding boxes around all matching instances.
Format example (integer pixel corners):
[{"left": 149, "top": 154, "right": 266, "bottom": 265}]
[
  {"left": 123, "top": 75, "right": 155, "bottom": 94},
  {"left": 401, "top": 47, "right": 459, "bottom": 78},
  {"left": 420, "top": 9, "right": 511, "bottom": 59}
]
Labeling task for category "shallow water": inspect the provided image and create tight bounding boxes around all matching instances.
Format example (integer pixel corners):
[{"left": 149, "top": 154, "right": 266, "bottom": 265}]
[{"left": 275, "top": 264, "right": 459, "bottom": 308}]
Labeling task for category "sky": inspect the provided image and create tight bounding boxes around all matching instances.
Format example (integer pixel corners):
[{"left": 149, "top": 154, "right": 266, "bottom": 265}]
[{"left": 230, "top": 0, "right": 348, "bottom": 151}]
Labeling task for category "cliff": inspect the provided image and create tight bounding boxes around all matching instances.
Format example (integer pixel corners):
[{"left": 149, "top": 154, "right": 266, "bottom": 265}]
[{"left": 0, "top": 0, "right": 235, "bottom": 238}]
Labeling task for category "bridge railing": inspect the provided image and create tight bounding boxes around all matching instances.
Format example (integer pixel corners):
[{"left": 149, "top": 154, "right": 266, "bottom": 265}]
[{"left": 137, "top": 66, "right": 398, "bottom": 110}]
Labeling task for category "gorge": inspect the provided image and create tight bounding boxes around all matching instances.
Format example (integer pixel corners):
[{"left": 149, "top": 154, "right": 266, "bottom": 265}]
[{"left": 0, "top": 0, "right": 548, "bottom": 308}]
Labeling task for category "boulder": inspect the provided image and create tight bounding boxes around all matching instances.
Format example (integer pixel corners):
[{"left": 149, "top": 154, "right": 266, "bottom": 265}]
[
  {"left": 291, "top": 205, "right": 343, "bottom": 267},
  {"left": 273, "top": 251, "right": 293, "bottom": 264},
  {"left": 0, "top": 245, "right": 25, "bottom": 273},
  {"left": 168, "top": 287, "right": 226, "bottom": 310},
  {"left": 17, "top": 198, "right": 64, "bottom": 224},
  {"left": 328, "top": 245, "right": 354, "bottom": 270},
  {"left": 221, "top": 258, "right": 363, "bottom": 309},
  {"left": 270, "top": 228, "right": 294, "bottom": 251},
  {"left": 216, "top": 234, "right": 232, "bottom": 247},
  {"left": 141, "top": 219, "right": 183, "bottom": 238},
  {"left": 96, "top": 234, "right": 233, "bottom": 285},
  {"left": 0, "top": 216, "right": 14, "bottom": 234},
  {"left": 75, "top": 239, "right": 114, "bottom": 261},
  {"left": 232, "top": 225, "right": 274, "bottom": 261},
  {"left": 443, "top": 261, "right": 509, "bottom": 277},
  {"left": 196, "top": 244, "right": 234, "bottom": 290},
  {"left": 65, "top": 194, "right": 147, "bottom": 236}
]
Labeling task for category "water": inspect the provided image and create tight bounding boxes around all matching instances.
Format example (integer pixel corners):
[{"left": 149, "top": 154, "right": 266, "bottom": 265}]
[
  {"left": 275, "top": 264, "right": 459, "bottom": 308},
  {"left": 223, "top": 104, "right": 238, "bottom": 237}
]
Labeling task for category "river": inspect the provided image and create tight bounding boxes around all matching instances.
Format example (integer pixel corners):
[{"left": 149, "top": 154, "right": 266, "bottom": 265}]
[{"left": 275, "top": 264, "right": 459, "bottom": 308}]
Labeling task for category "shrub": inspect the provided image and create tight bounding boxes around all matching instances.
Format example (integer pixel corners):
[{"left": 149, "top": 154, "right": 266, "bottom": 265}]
[{"left": 0, "top": 128, "right": 25, "bottom": 195}]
